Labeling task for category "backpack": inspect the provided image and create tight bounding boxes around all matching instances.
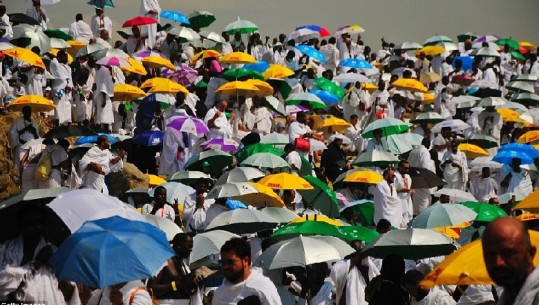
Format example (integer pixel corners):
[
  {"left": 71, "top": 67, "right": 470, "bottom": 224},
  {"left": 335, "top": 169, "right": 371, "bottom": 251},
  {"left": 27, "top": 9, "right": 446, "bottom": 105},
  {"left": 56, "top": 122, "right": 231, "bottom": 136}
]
[{"left": 34, "top": 152, "right": 52, "bottom": 181}]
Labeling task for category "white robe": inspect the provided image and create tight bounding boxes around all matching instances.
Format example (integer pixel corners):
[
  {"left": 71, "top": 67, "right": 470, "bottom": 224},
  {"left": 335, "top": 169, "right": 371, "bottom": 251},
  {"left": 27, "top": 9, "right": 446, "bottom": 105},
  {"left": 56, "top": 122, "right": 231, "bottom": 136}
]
[
  {"left": 69, "top": 20, "right": 93, "bottom": 43},
  {"left": 94, "top": 66, "right": 114, "bottom": 125},
  {"left": 500, "top": 166, "right": 533, "bottom": 197},
  {"left": 140, "top": 0, "right": 161, "bottom": 48},
  {"left": 204, "top": 107, "right": 233, "bottom": 140},
  {"left": 8, "top": 117, "right": 39, "bottom": 173},
  {"left": 79, "top": 146, "right": 115, "bottom": 193},
  {"left": 253, "top": 107, "right": 272, "bottom": 136},
  {"left": 90, "top": 14, "right": 112, "bottom": 38},
  {"left": 158, "top": 127, "right": 183, "bottom": 176},
  {"left": 394, "top": 171, "right": 413, "bottom": 226},
  {"left": 408, "top": 146, "right": 435, "bottom": 215},
  {"left": 373, "top": 180, "right": 403, "bottom": 228},
  {"left": 330, "top": 260, "right": 368, "bottom": 305},
  {"left": 469, "top": 177, "right": 498, "bottom": 202},
  {"left": 441, "top": 150, "right": 469, "bottom": 191},
  {"left": 50, "top": 58, "right": 73, "bottom": 124},
  {"left": 74, "top": 67, "right": 95, "bottom": 122},
  {"left": 344, "top": 123, "right": 366, "bottom": 153},
  {"left": 37, "top": 144, "right": 68, "bottom": 189},
  {"left": 0, "top": 14, "right": 13, "bottom": 39}
]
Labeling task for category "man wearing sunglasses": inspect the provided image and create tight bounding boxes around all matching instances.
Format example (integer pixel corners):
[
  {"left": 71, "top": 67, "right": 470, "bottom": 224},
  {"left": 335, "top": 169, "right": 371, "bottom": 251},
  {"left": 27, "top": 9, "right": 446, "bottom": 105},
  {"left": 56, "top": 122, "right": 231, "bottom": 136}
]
[{"left": 213, "top": 238, "right": 282, "bottom": 305}]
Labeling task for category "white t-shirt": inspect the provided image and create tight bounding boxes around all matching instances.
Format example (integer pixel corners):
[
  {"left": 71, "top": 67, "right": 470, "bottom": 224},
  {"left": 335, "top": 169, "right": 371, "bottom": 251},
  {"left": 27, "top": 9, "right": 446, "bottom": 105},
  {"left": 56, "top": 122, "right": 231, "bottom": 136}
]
[
  {"left": 213, "top": 268, "right": 282, "bottom": 305},
  {"left": 141, "top": 202, "right": 176, "bottom": 221}
]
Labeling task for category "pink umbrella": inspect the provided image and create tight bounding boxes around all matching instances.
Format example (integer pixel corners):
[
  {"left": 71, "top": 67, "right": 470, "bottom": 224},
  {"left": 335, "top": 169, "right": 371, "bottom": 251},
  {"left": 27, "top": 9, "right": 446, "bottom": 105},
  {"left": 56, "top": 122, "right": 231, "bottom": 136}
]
[
  {"left": 200, "top": 138, "right": 239, "bottom": 152},
  {"left": 96, "top": 56, "right": 130, "bottom": 67}
]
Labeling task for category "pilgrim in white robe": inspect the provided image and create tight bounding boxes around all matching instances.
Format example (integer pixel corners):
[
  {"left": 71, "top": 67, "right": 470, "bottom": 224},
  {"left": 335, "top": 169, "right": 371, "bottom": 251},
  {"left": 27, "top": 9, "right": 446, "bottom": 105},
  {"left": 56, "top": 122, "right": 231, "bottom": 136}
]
[
  {"left": 394, "top": 170, "right": 413, "bottom": 226},
  {"left": 441, "top": 150, "right": 469, "bottom": 191},
  {"left": 140, "top": 0, "right": 161, "bottom": 48},
  {"left": 90, "top": 14, "right": 112, "bottom": 38},
  {"left": 50, "top": 58, "right": 73, "bottom": 124},
  {"left": 204, "top": 107, "right": 233, "bottom": 140},
  {"left": 37, "top": 144, "right": 68, "bottom": 189},
  {"left": 330, "top": 260, "right": 368, "bottom": 305},
  {"left": 408, "top": 145, "right": 435, "bottom": 215},
  {"left": 79, "top": 146, "right": 121, "bottom": 193},
  {"left": 69, "top": 20, "right": 93, "bottom": 43},
  {"left": 94, "top": 66, "right": 114, "bottom": 125},
  {"left": 74, "top": 66, "right": 95, "bottom": 123},
  {"left": 373, "top": 179, "right": 403, "bottom": 228},
  {"left": 469, "top": 176, "right": 498, "bottom": 202},
  {"left": 500, "top": 165, "right": 533, "bottom": 197},
  {"left": 253, "top": 106, "right": 272, "bottom": 135}
]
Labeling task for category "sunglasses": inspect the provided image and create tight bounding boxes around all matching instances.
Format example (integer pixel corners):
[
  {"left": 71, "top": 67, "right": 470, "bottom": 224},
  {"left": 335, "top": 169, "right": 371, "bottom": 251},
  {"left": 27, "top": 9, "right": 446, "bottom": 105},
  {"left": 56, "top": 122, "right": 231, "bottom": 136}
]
[{"left": 218, "top": 258, "right": 241, "bottom": 266}]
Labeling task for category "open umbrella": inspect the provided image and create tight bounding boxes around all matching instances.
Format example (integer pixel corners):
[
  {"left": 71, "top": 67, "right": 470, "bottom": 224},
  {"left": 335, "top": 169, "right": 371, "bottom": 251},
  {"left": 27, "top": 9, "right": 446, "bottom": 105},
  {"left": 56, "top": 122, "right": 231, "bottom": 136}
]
[
  {"left": 236, "top": 143, "right": 285, "bottom": 163},
  {"left": 133, "top": 130, "right": 163, "bottom": 146},
  {"left": 215, "top": 167, "right": 265, "bottom": 185},
  {"left": 215, "top": 81, "right": 260, "bottom": 97},
  {"left": 168, "top": 171, "right": 211, "bottom": 185},
  {"left": 144, "top": 214, "right": 183, "bottom": 241},
  {"left": 434, "top": 188, "right": 476, "bottom": 203},
  {"left": 233, "top": 182, "right": 284, "bottom": 208},
  {"left": 286, "top": 92, "right": 325, "bottom": 108},
  {"left": 206, "top": 182, "right": 259, "bottom": 199},
  {"left": 122, "top": 16, "right": 158, "bottom": 28},
  {"left": 12, "top": 24, "right": 51, "bottom": 54},
  {"left": 394, "top": 42, "right": 422, "bottom": 51},
  {"left": 187, "top": 10, "right": 215, "bottom": 29},
  {"left": 339, "top": 58, "right": 372, "bottom": 69},
  {"left": 224, "top": 17, "right": 258, "bottom": 34},
  {"left": 460, "top": 201, "right": 507, "bottom": 222},
  {"left": 260, "top": 132, "right": 289, "bottom": 145},
  {"left": 353, "top": 150, "right": 399, "bottom": 167},
  {"left": 148, "top": 79, "right": 189, "bottom": 94},
  {"left": 410, "top": 203, "right": 477, "bottom": 229},
  {"left": 339, "top": 199, "right": 375, "bottom": 226},
  {"left": 337, "top": 226, "right": 380, "bottom": 243},
  {"left": 166, "top": 26, "right": 200, "bottom": 41},
  {"left": 410, "top": 112, "right": 445, "bottom": 124},
  {"left": 260, "top": 207, "right": 298, "bottom": 223},
  {"left": 189, "top": 230, "right": 239, "bottom": 263},
  {"left": 384, "top": 133, "right": 424, "bottom": 155},
  {"left": 160, "top": 10, "right": 190, "bottom": 24},
  {"left": 420, "top": 72, "right": 442, "bottom": 83},
  {"left": 512, "top": 93, "right": 539, "bottom": 106},
  {"left": 8, "top": 13, "right": 39, "bottom": 26},
  {"left": 314, "top": 77, "right": 345, "bottom": 99},
  {"left": 141, "top": 56, "right": 175, "bottom": 70},
  {"left": 296, "top": 45, "right": 326, "bottom": 64},
  {"left": 493, "top": 148, "right": 535, "bottom": 165},
  {"left": 271, "top": 219, "right": 346, "bottom": 240},
  {"left": 240, "top": 152, "right": 290, "bottom": 170},
  {"left": 96, "top": 56, "right": 130, "bottom": 67},
  {"left": 3, "top": 47, "right": 45, "bottom": 69},
  {"left": 87, "top": 0, "right": 114, "bottom": 9},
  {"left": 408, "top": 167, "right": 445, "bottom": 189},
  {"left": 222, "top": 68, "right": 263, "bottom": 81},
  {"left": 361, "top": 118, "right": 409, "bottom": 138},
  {"left": 44, "top": 125, "right": 96, "bottom": 138},
  {"left": 334, "top": 24, "right": 365, "bottom": 36},
  {"left": 343, "top": 170, "right": 383, "bottom": 184},
  {"left": 297, "top": 175, "right": 339, "bottom": 218},
  {"left": 421, "top": 230, "right": 539, "bottom": 288},
  {"left": 220, "top": 51, "right": 257, "bottom": 64},
  {"left": 199, "top": 30, "right": 226, "bottom": 43},
  {"left": 113, "top": 84, "right": 145, "bottom": 101},
  {"left": 205, "top": 208, "right": 278, "bottom": 234},
  {"left": 51, "top": 216, "right": 175, "bottom": 288},
  {"left": 423, "top": 35, "right": 453, "bottom": 46},
  {"left": 361, "top": 228, "right": 459, "bottom": 260},
  {"left": 200, "top": 138, "right": 239, "bottom": 152},
  {"left": 432, "top": 119, "right": 470, "bottom": 133},
  {"left": 458, "top": 143, "right": 489, "bottom": 159},
  {"left": 254, "top": 235, "right": 354, "bottom": 270},
  {"left": 462, "top": 134, "right": 499, "bottom": 149},
  {"left": 258, "top": 173, "right": 314, "bottom": 190},
  {"left": 7, "top": 94, "right": 55, "bottom": 112},
  {"left": 262, "top": 64, "right": 295, "bottom": 79},
  {"left": 245, "top": 79, "right": 274, "bottom": 96},
  {"left": 150, "top": 181, "right": 194, "bottom": 204},
  {"left": 392, "top": 78, "right": 428, "bottom": 93},
  {"left": 184, "top": 150, "right": 234, "bottom": 174}
]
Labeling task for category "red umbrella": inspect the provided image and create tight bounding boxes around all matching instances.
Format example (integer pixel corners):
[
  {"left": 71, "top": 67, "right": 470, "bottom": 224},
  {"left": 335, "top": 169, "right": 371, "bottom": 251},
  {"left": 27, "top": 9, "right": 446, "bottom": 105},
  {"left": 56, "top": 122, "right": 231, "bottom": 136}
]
[
  {"left": 451, "top": 74, "right": 476, "bottom": 87},
  {"left": 122, "top": 16, "right": 158, "bottom": 28}
]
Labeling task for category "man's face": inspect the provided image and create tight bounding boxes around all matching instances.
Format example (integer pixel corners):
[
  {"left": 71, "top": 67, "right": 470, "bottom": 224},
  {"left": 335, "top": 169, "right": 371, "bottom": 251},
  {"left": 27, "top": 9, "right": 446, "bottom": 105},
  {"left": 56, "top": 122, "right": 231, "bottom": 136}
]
[
  {"left": 173, "top": 236, "right": 193, "bottom": 259},
  {"left": 217, "top": 101, "right": 227, "bottom": 112},
  {"left": 154, "top": 188, "right": 167, "bottom": 204},
  {"left": 399, "top": 163, "right": 410, "bottom": 174},
  {"left": 350, "top": 117, "right": 358, "bottom": 126},
  {"left": 220, "top": 251, "right": 248, "bottom": 283},
  {"left": 385, "top": 170, "right": 395, "bottom": 184},
  {"left": 483, "top": 227, "right": 535, "bottom": 287}
]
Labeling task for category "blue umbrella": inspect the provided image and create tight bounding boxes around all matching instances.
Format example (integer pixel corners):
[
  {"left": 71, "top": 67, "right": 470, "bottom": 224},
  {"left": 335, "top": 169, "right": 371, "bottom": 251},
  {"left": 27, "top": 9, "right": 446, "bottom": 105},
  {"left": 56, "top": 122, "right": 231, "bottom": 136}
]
[
  {"left": 160, "top": 10, "right": 190, "bottom": 24},
  {"left": 243, "top": 60, "right": 270, "bottom": 73},
  {"left": 452, "top": 56, "right": 474, "bottom": 72},
  {"left": 75, "top": 133, "right": 118, "bottom": 146},
  {"left": 87, "top": 0, "right": 114, "bottom": 9},
  {"left": 225, "top": 199, "right": 248, "bottom": 210},
  {"left": 493, "top": 150, "right": 535, "bottom": 165},
  {"left": 133, "top": 130, "right": 164, "bottom": 146},
  {"left": 339, "top": 58, "right": 372, "bottom": 69},
  {"left": 296, "top": 45, "right": 326, "bottom": 64},
  {"left": 499, "top": 143, "right": 539, "bottom": 158},
  {"left": 309, "top": 89, "right": 340, "bottom": 103},
  {"left": 50, "top": 216, "right": 175, "bottom": 288}
]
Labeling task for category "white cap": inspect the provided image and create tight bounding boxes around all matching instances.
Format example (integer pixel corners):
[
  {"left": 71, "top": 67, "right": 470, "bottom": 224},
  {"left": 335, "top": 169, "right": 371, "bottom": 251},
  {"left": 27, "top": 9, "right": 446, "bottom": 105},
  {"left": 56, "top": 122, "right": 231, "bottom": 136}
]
[{"left": 44, "top": 86, "right": 52, "bottom": 91}]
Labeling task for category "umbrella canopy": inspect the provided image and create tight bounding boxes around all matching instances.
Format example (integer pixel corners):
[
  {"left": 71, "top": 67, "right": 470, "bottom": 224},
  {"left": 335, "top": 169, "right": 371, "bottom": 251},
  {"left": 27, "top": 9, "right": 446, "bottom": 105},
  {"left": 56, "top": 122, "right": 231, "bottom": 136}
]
[
  {"left": 184, "top": 150, "right": 234, "bottom": 174},
  {"left": 512, "top": 93, "right": 539, "bottom": 106},
  {"left": 141, "top": 56, "right": 175, "bottom": 70},
  {"left": 408, "top": 167, "right": 445, "bottom": 189},
  {"left": 337, "top": 225, "right": 380, "bottom": 243},
  {"left": 362, "top": 118, "right": 410, "bottom": 138},
  {"left": 462, "top": 134, "right": 499, "bottom": 149},
  {"left": 144, "top": 214, "right": 183, "bottom": 241},
  {"left": 286, "top": 92, "right": 325, "bottom": 108},
  {"left": 122, "top": 57, "right": 147, "bottom": 75},
  {"left": 205, "top": 208, "right": 278, "bottom": 234},
  {"left": 200, "top": 138, "right": 239, "bottom": 152},
  {"left": 44, "top": 125, "right": 96, "bottom": 138},
  {"left": 199, "top": 30, "right": 226, "bottom": 43},
  {"left": 513, "top": 189, "right": 539, "bottom": 211},
  {"left": 424, "top": 35, "right": 453, "bottom": 46},
  {"left": 296, "top": 45, "right": 326, "bottom": 64},
  {"left": 394, "top": 42, "right": 422, "bottom": 51},
  {"left": 236, "top": 143, "right": 285, "bottom": 163},
  {"left": 384, "top": 133, "right": 424, "bottom": 155},
  {"left": 187, "top": 10, "right": 215, "bottom": 29},
  {"left": 189, "top": 230, "right": 239, "bottom": 263},
  {"left": 258, "top": 173, "right": 314, "bottom": 190},
  {"left": 222, "top": 68, "right": 263, "bottom": 81},
  {"left": 314, "top": 77, "right": 345, "bottom": 100},
  {"left": 96, "top": 56, "right": 130, "bottom": 67},
  {"left": 50, "top": 216, "right": 175, "bottom": 288},
  {"left": 240, "top": 152, "right": 290, "bottom": 170},
  {"left": 3, "top": 47, "right": 45, "bottom": 69},
  {"left": 458, "top": 143, "right": 489, "bottom": 159},
  {"left": 339, "top": 199, "right": 375, "bottom": 227},
  {"left": 150, "top": 181, "right": 194, "bottom": 204},
  {"left": 8, "top": 13, "right": 39, "bottom": 26},
  {"left": 434, "top": 188, "right": 476, "bottom": 203},
  {"left": 233, "top": 182, "right": 285, "bottom": 208},
  {"left": 47, "top": 189, "right": 146, "bottom": 233},
  {"left": 260, "top": 132, "right": 289, "bottom": 145},
  {"left": 288, "top": 28, "right": 319, "bottom": 43},
  {"left": 518, "top": 130, "right": 539, "bottom": 143},
  {"left": 254, "top": 235, "right": 355, "bottom": 270},
  {"left": 7, "top": 94, "right": 55, "bottom": 112},
  {"left": 244, "top": 79, "right": 274, "bottom": 96},
  {"left": 361, "top": 228, "right": 459, "bottom": 260},
  {"left": 168, "top": 171, "right": 212, "bottom": 185},
  {"left": 167, "top": 26, "right": 201, "bottom": 41},
  {"left": 271, "top": 220, "right": 346, "bottom": 240},
  {"left": 132, "top": 130, "right": 163, "bottom": 146},
  {"left": 147, "top": 174, "right": 166, "bottom": 187},
  {"left": 122, "top": 16, "right": 158, "bottom": 28},
  {"left": 224, "top": 18, "right": 258, "bottom": 34},
  {"left": 206, "top": 182, "right": 259, "bottom": 199},
  {"left": 167, "top": 116, "right": 209, "bottom": 136},
  {"left": 260, "top": 207, "right": 298, "bottom": 223},
  {"left": 297, "top": 175, "right": 339, "bottom": 218},
  {"left": 12, "top": 24, "right": 51, "bottom": 54},
  {"left": 392, "top": 78, "right": 428, "bottom": 92},
  {"left": 432, "top": 119, "right": 470, "bottom": 133},
  {"left": 421, "top": 230, "right": 539, "bottom": 288},
  {"left": 343, "top": 170, "right": 383, "bottom": 184},
  {"left": 113, "top": 84, "right": 146, "bottom": 101},
  {"left": 333, "top": 72, "right": 371, "bottom": 84},
  {"left": 262, "top": 64, "right": 295, "bottom": 79},
  {"left": 352, "top": 149, "right": 400, "bottom": 167},
  {"left": 160, "top": 10, "right": 190, "bottom": 24},
  {"left": 417, "top": 45, "right": 445, "bottom": 56},
  {"left": 410, "top": 112, "right": 445, "bottom": 124},
  {"left": 334, "top": 24, "right": 365, "bottom": 36},
  {"left": 215, "top": 167, "right": 265, "bottom": 185},
  {"left": 87, "top": 0, "right": 114, "bottom": 9},
  {"left": 220, "top": 51, "right": 257, "bottom": 64},
  {"left": 460, "top": 201, "right": 507, "bottom": 222},
  {"left": 419, "top": 72, "right": 442, "bottom": 83},
  {"left": 290, "top": 214, "right": 344, "bottom": 226},
  {"left": 215, "top": 81, "right": 260, "bottom": 97},
  {"left": 148, "top": 79, "right": 189, "bottom": 94},
  {"left": 411, "top": 203, "right": 477, "bottom": 229},
  {"left": 476, "top": 47, "right": 500, "bottom": 57},
  {"left": 339, "top": 58, "right": 373, "bottom": 69}
]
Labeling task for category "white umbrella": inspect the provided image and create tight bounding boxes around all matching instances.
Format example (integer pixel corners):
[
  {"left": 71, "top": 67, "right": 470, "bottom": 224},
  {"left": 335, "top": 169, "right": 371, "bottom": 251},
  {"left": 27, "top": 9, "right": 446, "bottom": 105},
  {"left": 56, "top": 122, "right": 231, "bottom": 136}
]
[
  {"left": 286, "top": 92, "right": 324, "bottom": 105},
  {"left": 260, "top": 132, "right": 289, "bottom": 145},
  {"left": 411, "top": 203, "right": 477, "bottom": 229},
  {"left": 215, "top": 167, "right": 266, "bottom": 185},
  {"left": 224, "top": 18, "right": 258, "bottom": 34},
  {"left": 167, "top": 26, "right": 200, "bottom": 41},
  {"left": 333, "top": 73, "right": 371, "bottom": 84},
  {"left": 264, "top": 96, "right": 285, "bottom": 115},
  {"left": 0, "top": 42, "right": 14, "bottom": 52},
  {"left": 12, "top": 24, "right": 51, "bottom": 54},
  {"left": 205, "top": 208, "right": 278, "bottom": 234},
  {"left": 50, "top": 38, "right": 70, "bottom": 49},
  {"left": 393, "top": 42, "right": 422, "bottom": 51},
  {"left": 432, "top": 119, "right": 470, "bottom": 133},
  {"left": 310, "top": 138, "right": 327, "bottom": 152},
  {"left": 452, "top": 95, "right": 481, "bottom": 109},
  {"left": 499, "top": 101, "right": 528, "bottom": 112},
  {"left": 241, "top": 153, "right": 291, "bottom": 170},
  {"left": 434, "top": 188, "right": 477, "bottom": 203},
  {"left": 287, "top": 28, "right": 319, "bottom": 43},
  {"left": 94, "top": 48, "right": 130, "bottom": 60},
  {"left": 436, "top": 42, "right": 458, "bottom": 52},
  {"left": 206, "top": 182, "right": 259, "bottom": 199},
  {"left": 254, "top": 235, "right": 355, "bottom": 270},
  {"left": 469, "top": 156, "right": 503, "bottom": 172},
  {"left": 384, "top": 133, "right": 424, "bottom": 154},
  {"left": 149, "top": 181, "right": 195, "bottom": 204},
  {"left": 199, "top": 30, "right": 226, "bottom": 43},
  {"left": 143, "top": 214, "right": 183, "bottom": 241},
  {"left": 75, "top": 42, "right": 109, "bottom": 58},
  {"left": 168, "top": 171, "right": 212, "bottom": 184},
  {"left": 506, "top": 81, "right": 535, "bottom": 94},
  {"left": 48, "top": 189, "right": 146, "bottom": 233},
  {"left": 352, "top": 149, "right": 400, "bottom": 167},
  {"left": 260, "top": 207, "right": 298, "bottom": 223},
  {"left": 189, "top": 230, "right": 239, "bottom": 263},
  {"left": 478, "top": 96, "right": 508, "bottom": 107},
  {"left": 0, "top": 187, "right": 70, "bottom": 211},
  {"left": 476, "top": 47, "right": 500, "bottom": 57},
  {"left": 513, "top": 74, "right": 539, "bottom": 82}
]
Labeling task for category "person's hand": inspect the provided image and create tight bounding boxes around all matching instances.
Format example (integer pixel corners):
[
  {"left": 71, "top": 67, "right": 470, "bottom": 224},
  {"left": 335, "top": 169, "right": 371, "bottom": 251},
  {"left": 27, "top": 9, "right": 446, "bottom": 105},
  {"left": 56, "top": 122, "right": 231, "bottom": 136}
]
[
  {"left": 34, "top": 245, "right": 53, "bottom": 269},
  {"left": 451, "top": 162, "right": 461, "bottom": 168}
]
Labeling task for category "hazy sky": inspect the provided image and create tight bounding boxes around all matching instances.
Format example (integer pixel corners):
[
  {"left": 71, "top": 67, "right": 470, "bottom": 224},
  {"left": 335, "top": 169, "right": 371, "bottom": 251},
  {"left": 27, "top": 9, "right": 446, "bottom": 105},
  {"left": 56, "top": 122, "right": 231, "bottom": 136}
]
[{"left": 8, "top": 0, "right": 539, "bottom": 49}]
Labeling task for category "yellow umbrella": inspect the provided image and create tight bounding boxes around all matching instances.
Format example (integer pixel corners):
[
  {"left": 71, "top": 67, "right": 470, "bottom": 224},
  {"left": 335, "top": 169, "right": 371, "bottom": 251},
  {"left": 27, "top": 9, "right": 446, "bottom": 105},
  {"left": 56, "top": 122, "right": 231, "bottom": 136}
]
[
  {"left": 148, "top": 79, "right": 189, "bottom": 94},
  {"left": 262, "top": 64, "right": 295, "bottom": 79},
  {"left": 419, "top": 71, "right": 441, "bottom": 84},
  {"left": 49, "top": 48, "right": 74, "bottom": 63},
  {"left": 458, "top": 143, "right": 489, "bottom": 159},
  {"left": 534, "top": 144, "right": 539, "bottom": 151},
  {"left": 433, "top": 226, "right": 463, "bottom": 240},
  {"left": 497, "top": 108, "right": 524, "bottom": 123},
  {"left": 66, "top": 40, "right": 86, "bottom": 57},
  {"left": 220, "top": 51, "right": 257, "bottom": 64},
  {"left": 320, "top": 117, "right": 352, "bottom": 132},
  {"left": 520, "top": 41, "right": 536, "bottom": 51},
  {"left": 289, "top": 214, "right": 344, "bottom": 226},
  {"left": 140, "top": 77, "right": 170, "bottom": 89},
  {"left": 3, "top": 47, "right": 45, "bottom": 69},
  {"left": 244, "top": 79, "right": 274, "bottom": 96},
  {"left": 191, "top": 49, "right": 221, "bottom": 63},
  {"left": 258, "top": 173, "right": 314, "bottom": 190},
  {"left": 7, "top": 95, "right": 56, "bottom": 112},
  {"left": 514, "top": 189, "right": 539, "bottom": 210},
  {"left": 215, "top": 81, "right": 260, "bottom": 97},
  {"left": 417, "top": 45, "right": 445, "bottom": 56},
  {"left": 233, "top": 182, "right": 285, "bottom": 208},
  {"left": 361, "top": 82, "right": 377, "bottom": 93},
  {"left": 422, "top": 92, "right": 435, "bottom": 104},
  {"left": 113, "top": 84, "right": 146, "bottom": 101},
  {"left": 147, "top": 174, "right": 166, "bottom": 186},
  {"left": 309, "top": 115, "right": 325, "bottom": 130},
  {"left": 421, "top": 230, "right": 539, "bottom": 288},
  {"left": 517, "top": 130, "right": 539, "bottom": 143},
  {"left": 517, "top": 213, "right": 539, "bottom": 222},
  {"left": 141, "top": 56, "right": 175, "bottom": 70},
  {"left": 343, "top": 170, "right": 383, "bottom": 184},
  {"left": 392, "top": 78, "right": 428, "bottom": 93},
  {"left": 122, "top": 57, "right": 148, "bottom": 76}
]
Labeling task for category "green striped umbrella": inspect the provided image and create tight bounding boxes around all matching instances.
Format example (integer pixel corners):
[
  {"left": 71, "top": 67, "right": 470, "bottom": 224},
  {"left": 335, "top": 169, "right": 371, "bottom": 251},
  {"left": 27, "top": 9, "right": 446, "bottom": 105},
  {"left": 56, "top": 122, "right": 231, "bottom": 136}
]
[
  {"left": 298, "top": 175, "right": 339, "bottom": 218},
  {"left": 460, "top": 201, "right": 507, "bottom": 222},
  {"left": 361, "top": 118, "right": 410, "bottom": 138}
]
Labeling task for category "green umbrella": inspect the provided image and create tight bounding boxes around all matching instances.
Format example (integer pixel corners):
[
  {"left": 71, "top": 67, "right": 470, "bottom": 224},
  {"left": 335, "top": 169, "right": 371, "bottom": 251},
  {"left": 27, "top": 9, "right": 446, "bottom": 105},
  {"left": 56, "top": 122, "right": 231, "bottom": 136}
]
[
  {"left": 297, "top": 175, "right": 339, "bottom": 218},
  {"left": 267, "top": 79, "right": 292, "bottom": 99},
  {"left": 314, "top": 77, "right": 345, "bottom": 100},
  {"left": 352, "top": 150, "right": 400, "bottom": 168},
  {"left": 409, "top": 112, "right": 445, "bottom": 124},
  {"left": 496, "top": 38, "right": 519, "bottom": 50},
  {"left": 184, "top": 150, "right": 234, "bottom": 175},
  {"left": 236, "top": 143, "right": 285, "bottom": 163},
  {"left": 299, "top": 157, "right": 313, "bottom": 177},
  {"left": 361, "top": 118, "right": 410, "bottom": 138},
  {"left": 44, "top": 29, "right": 73, "bottom": 41},
  {"left": 340, "top": 199, "right": 375, "bottom": 227},
  {"left": 286, "top": 92, "right": 326, "bottom": 109},
  {"left": 460, "top": 201, "right": 508, "bottom": 222},
  {"left": 195, "top": 80, "right": 208, "bottom": 88},
  {"left": 511, "top": 50, "right": 525, "bottom": 61},
  {"left": 461, "top": 134, "right": 499, "bottom": 149},
  {"left": 457, "top": 32, "right": 478, "bottom": 43},
  {"left": 263, "top": 96, "right": 285, "bottom": 116},
  {"left": 271, "top": 220, "right": 346, "bottom": 240},
  {"left": 187, "top": 10, "right": 216, "bottom": 29},
  {"left": 336, "top": 225, "right": 380, "bottom": 243},
  {"left": 222, "top": 68, "right": 264, "bottom": 81}
]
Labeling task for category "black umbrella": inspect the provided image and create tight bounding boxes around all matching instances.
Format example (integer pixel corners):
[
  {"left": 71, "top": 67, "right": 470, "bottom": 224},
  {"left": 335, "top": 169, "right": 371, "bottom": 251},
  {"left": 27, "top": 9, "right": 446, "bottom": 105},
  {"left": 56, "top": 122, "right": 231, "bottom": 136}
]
[
  {"left": 8, "top": 13, "right": 40, "bottom": 26},
  {"left": 408, "top": 167, "right": 445, "bottom": 189},
  {"left": 43, "top": 125, "right": 97, "bottom": 138}
]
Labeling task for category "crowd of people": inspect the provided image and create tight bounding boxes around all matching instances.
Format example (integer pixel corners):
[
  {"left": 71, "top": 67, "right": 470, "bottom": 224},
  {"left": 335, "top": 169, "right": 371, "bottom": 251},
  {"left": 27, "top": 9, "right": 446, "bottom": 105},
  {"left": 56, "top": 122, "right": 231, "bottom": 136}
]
[{"left": 1, "top": 0, "right": 539, "bottom": 304}]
